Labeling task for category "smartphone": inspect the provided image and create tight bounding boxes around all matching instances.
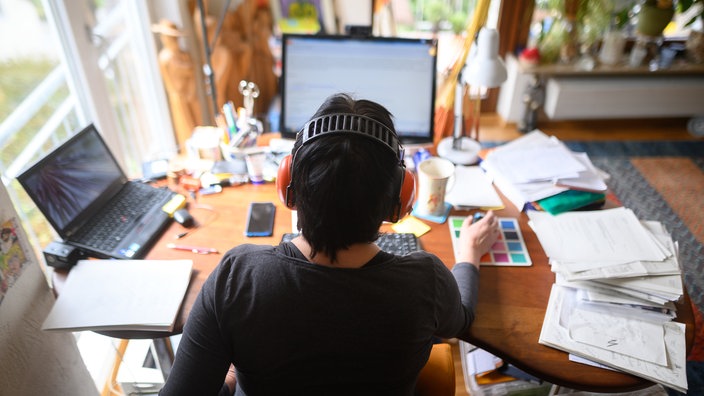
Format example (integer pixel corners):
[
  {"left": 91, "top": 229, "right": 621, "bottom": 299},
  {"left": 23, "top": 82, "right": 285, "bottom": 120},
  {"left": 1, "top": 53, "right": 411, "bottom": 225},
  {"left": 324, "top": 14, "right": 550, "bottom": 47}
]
[{"left": 245, "top": 202, "right": 276, "bottom": 237}]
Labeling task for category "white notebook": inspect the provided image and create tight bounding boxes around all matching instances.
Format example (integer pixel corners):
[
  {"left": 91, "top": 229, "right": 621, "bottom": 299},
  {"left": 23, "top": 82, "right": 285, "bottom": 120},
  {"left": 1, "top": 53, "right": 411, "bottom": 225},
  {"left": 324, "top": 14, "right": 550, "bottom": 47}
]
[{"left": 43, "top": 259, "right": 193, "bottom": 332}]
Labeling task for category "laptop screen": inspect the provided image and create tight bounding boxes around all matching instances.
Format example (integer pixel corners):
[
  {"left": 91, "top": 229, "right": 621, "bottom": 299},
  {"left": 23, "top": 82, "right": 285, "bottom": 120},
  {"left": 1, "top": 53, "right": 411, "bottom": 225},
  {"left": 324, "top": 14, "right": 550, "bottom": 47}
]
[
  {"left": 17, "top": 124, "right": 127, "bottom": 237},
  {"left": 279, "top": 34, "right": 438, "bottom": 144}
]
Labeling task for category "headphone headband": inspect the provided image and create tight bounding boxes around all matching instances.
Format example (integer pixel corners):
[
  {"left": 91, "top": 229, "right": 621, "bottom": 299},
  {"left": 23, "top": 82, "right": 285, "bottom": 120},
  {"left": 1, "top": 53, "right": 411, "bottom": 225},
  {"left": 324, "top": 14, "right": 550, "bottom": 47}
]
[
  {"left": 299, "top": 113, "right": 404, "bottom": 162},
  {"left": 278, "top": 112, "right": 416, "bottom": 223}
]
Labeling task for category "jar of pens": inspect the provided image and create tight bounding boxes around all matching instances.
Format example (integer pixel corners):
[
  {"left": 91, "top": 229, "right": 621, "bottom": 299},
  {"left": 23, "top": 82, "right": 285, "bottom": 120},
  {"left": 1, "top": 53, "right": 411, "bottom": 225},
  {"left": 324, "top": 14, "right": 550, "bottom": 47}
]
[
  {"left": 220, "top": 80, "right": 264, "bottom": 155},
  {"left": 218, "top": 80, "right": 269, "bottom": 184}
]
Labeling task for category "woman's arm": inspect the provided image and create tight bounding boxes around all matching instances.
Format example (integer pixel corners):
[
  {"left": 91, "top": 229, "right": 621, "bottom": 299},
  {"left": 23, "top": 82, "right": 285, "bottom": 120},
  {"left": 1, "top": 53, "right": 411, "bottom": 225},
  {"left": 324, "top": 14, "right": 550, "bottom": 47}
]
[{"left": 159, "top": 270, "right": 233, "bottom": 395}]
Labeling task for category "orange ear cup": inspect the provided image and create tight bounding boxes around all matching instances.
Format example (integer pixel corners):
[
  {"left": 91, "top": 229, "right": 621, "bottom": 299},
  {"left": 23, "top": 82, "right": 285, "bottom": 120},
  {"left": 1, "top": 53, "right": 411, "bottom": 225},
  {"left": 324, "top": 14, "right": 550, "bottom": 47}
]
[
  {"left": 390, "top": 168, "right": 416, "bottom": 223},
  {"left": 276, "top": 155, "right": 295, "bottom": 209},
  {"left": 278, "top": 153, "right": 414, "bottom": 222}
]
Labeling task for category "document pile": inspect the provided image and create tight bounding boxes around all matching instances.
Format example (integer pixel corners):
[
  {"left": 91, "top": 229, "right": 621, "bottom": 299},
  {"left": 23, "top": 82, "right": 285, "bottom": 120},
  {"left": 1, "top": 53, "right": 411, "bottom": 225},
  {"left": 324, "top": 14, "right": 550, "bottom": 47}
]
[
  {"left": 528, "top": 208, "right": 687, "bottom": 393},
  {"left": 480, "top": 130, "right": 607, "bottom": 212}
]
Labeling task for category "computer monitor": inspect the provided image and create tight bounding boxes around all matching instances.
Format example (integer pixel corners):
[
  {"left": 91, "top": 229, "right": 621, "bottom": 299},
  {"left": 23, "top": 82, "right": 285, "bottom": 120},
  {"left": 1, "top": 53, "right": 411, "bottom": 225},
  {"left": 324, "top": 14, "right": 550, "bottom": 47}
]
[{"left": 279, "top": 34, "right": 438, "bottom": 144}]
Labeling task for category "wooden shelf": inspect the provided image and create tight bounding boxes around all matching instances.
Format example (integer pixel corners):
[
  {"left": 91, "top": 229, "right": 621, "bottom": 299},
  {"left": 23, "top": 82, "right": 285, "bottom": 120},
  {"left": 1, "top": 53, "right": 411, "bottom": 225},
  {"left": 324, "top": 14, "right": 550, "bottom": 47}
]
[{"left": 520, "top": 60, "right": 704, "bottom": 77}]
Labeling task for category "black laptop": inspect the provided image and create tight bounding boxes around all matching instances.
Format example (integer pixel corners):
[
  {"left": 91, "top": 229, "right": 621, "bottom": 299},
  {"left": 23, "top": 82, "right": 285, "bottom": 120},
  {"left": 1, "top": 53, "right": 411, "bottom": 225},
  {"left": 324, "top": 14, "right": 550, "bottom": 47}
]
[{"left": 17, "top": 124, "right": 175, "bottom": 259}]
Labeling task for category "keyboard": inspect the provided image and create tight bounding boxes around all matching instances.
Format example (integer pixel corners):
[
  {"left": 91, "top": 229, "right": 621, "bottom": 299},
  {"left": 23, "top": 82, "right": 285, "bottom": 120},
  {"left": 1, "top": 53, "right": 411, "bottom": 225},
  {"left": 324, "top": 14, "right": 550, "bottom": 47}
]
[
  {"left": 280, "top": 232, "right": 421, "bottom": 256},
  {"left": 73, "top": 183, "right": 172, "bottom": 251}
]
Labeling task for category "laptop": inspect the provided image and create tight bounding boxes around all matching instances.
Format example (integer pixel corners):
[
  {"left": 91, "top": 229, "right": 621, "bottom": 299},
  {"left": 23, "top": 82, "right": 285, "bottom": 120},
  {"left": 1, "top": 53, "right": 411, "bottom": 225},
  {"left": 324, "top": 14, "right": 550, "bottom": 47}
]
[{"left": 17, "top": 124, "right": 176, "bottom": 259}]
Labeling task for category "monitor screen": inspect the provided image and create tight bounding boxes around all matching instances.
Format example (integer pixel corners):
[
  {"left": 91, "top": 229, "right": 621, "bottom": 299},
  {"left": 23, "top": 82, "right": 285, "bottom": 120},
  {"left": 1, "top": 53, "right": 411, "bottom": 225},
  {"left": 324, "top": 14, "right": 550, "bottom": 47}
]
[{"left": 279, "top": 34, "right": 438, "bottom": 144}]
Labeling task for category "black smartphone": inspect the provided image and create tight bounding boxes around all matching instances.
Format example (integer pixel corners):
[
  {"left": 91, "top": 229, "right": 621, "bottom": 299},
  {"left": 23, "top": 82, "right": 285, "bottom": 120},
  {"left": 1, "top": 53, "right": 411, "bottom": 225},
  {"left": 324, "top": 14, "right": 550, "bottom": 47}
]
[{"left": 245, "top": 202, "right": 276, "bottom": 237}]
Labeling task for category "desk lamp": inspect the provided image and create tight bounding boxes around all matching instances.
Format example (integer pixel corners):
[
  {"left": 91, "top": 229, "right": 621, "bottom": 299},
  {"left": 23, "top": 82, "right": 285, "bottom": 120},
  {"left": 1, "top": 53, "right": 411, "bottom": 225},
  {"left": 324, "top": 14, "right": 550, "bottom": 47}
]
[{"left": 437, "top": 28, "right": 507, "bottom": 165}]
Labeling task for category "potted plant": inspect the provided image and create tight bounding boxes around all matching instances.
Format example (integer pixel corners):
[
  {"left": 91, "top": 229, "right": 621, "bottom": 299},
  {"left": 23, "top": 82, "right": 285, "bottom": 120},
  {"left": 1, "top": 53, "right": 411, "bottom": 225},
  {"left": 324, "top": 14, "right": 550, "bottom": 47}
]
[
  {"left": 425, "top": 1, "right": 450, "bottom": 34},
  {"left": 535, "top": 0, "right": 613, "bottom": 64},
  {"left": 677, "top": 0, "right": 704, "bottom": 27},
  {"left": 678, "top": 0, "right": 704, "bottom": 63},
  {"left": 636, "top": 0, "right": 675, "bottom": 37}
]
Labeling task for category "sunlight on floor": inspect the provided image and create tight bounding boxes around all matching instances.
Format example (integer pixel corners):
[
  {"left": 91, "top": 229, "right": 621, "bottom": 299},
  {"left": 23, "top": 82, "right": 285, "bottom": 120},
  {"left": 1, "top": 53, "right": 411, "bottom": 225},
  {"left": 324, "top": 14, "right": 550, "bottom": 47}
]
[
  {"left": 75, "top": 332, "right": 182, "bottom": 395},
  {"left": 75, "top": 331, "right": 120, "bottom": 393}
]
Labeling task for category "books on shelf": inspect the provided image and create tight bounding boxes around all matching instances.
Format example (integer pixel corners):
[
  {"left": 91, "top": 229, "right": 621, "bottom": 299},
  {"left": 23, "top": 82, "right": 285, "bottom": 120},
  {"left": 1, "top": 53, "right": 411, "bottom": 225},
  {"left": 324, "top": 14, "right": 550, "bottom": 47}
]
[{"left": 42, "top": 259, "right": 193, "bottom": 332}]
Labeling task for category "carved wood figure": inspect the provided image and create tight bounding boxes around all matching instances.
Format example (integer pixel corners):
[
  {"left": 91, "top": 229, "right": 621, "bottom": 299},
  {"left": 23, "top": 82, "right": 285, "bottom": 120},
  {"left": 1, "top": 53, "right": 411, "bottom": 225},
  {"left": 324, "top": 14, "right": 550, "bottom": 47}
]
[
  {"left": 194, "top": 0, "right": 278, "bottom": 117},
  {"left": 153, "top": 19, "right": 202, "bottom": 151}
]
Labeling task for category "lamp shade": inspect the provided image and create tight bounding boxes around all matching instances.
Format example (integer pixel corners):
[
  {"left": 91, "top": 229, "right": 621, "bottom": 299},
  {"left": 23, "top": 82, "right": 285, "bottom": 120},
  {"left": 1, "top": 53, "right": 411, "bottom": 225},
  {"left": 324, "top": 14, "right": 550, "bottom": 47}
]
[{"left": 464, "top": 28, "right": 507, "bottom": 88}]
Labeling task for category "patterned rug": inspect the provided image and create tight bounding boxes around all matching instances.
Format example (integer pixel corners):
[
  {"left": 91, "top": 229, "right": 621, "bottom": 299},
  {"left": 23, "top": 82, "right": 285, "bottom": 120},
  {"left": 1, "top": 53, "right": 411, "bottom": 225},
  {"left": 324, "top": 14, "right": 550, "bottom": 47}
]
[{"left": 564, "top": 141, "right": 704, "bottom": 395}]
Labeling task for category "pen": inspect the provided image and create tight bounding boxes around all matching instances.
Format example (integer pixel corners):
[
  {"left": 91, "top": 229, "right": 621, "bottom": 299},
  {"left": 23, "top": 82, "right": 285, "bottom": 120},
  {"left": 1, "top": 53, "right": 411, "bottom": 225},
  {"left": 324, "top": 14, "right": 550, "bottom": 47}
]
[
  {"left": 166, "top": 243, "right": 219, "bottom": 255},
  {"left": 472, "top": 211, "right": 486, "bottom": 224}
]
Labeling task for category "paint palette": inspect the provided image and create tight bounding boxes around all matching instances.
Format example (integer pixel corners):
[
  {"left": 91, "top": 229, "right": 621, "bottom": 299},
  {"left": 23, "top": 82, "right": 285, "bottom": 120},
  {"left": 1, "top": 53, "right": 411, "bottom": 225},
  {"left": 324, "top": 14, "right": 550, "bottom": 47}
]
[{"left": 449, "top": 216, "right": 532, "bottom": 266}]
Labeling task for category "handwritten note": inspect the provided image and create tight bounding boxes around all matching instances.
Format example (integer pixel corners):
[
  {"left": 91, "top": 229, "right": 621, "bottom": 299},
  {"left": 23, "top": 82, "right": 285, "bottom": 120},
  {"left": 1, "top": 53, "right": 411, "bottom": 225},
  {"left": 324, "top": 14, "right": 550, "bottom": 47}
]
[
  {"left": 568, "top": 306, "right": 667, "bottom": 366},
  {"left": 539, "top": 285, "right": 688, "bottom": 393}
]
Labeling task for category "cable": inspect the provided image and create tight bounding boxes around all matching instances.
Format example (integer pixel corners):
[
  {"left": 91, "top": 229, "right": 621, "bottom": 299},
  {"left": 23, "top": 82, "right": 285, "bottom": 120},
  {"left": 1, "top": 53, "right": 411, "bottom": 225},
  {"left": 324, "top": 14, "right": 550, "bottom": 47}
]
[
  {"left": 174, "top": 203, "right": 219, "bottom": 240},
  {"left": 196, "top": 0, "right": 218, "bottom": 120},
  {"left": 211, "top": 0, "right": 232, "bottom": 50}
]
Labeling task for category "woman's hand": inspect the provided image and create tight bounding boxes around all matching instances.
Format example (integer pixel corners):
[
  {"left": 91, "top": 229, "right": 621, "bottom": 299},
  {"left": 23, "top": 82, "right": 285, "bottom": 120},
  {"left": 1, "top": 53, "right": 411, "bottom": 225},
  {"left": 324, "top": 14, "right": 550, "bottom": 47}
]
[
  {"left": 224, "top": 364, "right": 237, "bottom": 395},
  {"left": 456, "top": 211, "right": 500, "bottom": 268}
]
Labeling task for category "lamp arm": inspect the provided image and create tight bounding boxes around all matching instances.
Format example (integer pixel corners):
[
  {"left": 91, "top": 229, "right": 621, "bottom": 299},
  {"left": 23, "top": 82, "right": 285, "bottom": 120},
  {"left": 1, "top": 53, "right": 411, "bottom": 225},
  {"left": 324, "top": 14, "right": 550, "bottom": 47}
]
[{"left": 452, "top": 76, "right": 464, "bottom": 150}]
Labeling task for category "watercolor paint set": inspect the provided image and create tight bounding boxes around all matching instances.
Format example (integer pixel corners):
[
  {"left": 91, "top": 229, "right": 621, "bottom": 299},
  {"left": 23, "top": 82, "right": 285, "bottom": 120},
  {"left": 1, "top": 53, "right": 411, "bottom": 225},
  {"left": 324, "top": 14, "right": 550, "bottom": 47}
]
[{"left": 449, "top": 216, "right": 532, "bottom": 266}]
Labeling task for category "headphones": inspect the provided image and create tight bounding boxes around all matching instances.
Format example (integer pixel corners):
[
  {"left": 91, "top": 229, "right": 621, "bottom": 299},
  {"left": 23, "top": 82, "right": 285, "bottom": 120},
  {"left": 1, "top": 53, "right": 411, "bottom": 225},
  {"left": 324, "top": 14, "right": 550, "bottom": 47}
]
[{"left": 276, "top": 113, "right": 415, "bottom": 223}]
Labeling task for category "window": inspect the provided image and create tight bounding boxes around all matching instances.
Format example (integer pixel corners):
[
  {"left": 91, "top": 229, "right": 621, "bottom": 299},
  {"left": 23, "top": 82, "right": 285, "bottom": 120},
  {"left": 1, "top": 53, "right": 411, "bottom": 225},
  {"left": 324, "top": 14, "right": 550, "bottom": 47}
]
[
  {"left": 1, "top": 0, "right": 175, "bottom": 266},
  {"left": 1, "top": 2, "right": 178, "bottom": 391}
]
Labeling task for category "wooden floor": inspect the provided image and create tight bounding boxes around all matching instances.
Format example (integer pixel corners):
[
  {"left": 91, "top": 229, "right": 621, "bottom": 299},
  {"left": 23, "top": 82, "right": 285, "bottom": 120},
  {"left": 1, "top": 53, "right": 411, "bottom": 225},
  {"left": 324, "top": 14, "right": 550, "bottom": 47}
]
[{"left": 449, "top": 114, "right": 700, "bottom": 396}]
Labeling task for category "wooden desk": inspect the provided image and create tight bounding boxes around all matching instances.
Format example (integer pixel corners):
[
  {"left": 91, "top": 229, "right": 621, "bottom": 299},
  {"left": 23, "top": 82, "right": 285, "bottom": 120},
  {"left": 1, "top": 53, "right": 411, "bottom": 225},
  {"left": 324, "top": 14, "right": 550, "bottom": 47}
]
[{"left": 57, "top": 181, "right": 695, "bottom": 392}]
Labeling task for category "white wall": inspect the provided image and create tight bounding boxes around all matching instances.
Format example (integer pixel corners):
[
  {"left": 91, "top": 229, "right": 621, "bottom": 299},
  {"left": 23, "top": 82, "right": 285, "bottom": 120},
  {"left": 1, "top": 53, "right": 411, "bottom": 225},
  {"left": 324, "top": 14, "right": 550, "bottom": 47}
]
[{"left": 0, "top": 184, "right": 97, "bottom": 396}]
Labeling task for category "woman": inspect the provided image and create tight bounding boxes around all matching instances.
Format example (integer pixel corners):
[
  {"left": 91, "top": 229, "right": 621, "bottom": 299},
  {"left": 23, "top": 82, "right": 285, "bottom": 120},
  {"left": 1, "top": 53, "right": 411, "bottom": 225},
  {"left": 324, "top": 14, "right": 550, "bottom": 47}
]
[{"left": 159, "top": 93, "right": 499, "bottom": 395}]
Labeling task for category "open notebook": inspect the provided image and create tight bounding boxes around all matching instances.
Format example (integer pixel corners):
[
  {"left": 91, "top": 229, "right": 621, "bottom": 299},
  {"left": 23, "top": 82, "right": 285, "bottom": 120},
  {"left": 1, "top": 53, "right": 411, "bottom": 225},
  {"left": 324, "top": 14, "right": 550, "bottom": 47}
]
[{"left": 17, "top": 124, "right": 175, "bottom": 259}]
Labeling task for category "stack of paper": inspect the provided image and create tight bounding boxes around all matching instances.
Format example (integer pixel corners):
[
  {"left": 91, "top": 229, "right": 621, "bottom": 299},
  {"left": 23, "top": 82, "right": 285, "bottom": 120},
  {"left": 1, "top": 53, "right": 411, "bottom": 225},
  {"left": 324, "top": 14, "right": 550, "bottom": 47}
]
[
  {"left": 528, "top": 208, "right": 687, "bottom": 393},
  {"left": 480, "top": 130, "right": 608, "bottom": 212}
]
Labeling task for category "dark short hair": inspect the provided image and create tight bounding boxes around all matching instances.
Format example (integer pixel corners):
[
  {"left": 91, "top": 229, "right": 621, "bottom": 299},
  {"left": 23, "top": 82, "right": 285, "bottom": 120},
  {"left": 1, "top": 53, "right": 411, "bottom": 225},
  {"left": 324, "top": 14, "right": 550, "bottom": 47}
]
[{"left": 292, "top": 93, "right": 401, "bottom": 262}]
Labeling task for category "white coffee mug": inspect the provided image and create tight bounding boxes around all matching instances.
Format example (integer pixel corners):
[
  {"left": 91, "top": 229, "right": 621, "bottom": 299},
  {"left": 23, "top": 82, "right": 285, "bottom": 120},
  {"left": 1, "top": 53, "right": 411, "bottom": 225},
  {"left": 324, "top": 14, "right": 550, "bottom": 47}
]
[
  {"left": 245, "top": 151, "right": 266, "bottom": 184},
  {"left": 186, "top": 126, "right": 224, "bottom": 161},
  {"left": 416, "top": 157, "right": 455, "bottom": 217}
]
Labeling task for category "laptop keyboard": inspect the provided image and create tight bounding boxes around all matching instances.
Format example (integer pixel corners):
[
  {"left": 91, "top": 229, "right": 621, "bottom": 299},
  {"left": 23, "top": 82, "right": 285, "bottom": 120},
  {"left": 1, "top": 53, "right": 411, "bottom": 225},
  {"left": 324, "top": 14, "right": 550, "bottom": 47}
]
[
  {"left": 73, "top": 183, "right": 172, "bottom": 252},
  {"left": 280, "top": 232, "right": 421, "bottom": 256}
]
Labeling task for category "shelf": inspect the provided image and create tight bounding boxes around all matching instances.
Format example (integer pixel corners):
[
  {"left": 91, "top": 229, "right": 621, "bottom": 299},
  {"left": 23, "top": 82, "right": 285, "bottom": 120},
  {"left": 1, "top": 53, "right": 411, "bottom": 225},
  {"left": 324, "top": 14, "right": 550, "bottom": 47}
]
[{"left": 520, "top": 60, "right": 704, "bottom": 77}]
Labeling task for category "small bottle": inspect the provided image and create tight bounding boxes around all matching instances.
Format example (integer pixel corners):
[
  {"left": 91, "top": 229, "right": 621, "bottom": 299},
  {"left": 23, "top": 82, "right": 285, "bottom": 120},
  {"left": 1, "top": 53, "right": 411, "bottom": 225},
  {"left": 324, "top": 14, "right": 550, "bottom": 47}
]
[
  {"left": 629, "top": 39, "right": 648, "bottom": 67},
  {"left": 599, "top": 17, "right": 627, "bottom": 66}
]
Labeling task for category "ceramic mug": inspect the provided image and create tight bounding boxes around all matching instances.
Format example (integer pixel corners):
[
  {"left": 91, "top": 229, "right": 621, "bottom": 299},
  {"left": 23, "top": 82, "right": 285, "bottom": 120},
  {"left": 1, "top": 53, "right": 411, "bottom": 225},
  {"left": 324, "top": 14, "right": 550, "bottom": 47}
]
[
  {"left": 416, "top": 157, "right": 455, "bottom": 217},
  {"left": 245, "top": 151, "right": 266, "bottom": 184}
]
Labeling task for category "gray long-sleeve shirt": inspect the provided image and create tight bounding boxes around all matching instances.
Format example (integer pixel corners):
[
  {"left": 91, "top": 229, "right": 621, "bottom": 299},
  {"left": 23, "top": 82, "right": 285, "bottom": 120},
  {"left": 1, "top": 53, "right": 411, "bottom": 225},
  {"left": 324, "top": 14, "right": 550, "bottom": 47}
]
[{"left": 159, "top": 242, "right": 479, "bottom": 396}]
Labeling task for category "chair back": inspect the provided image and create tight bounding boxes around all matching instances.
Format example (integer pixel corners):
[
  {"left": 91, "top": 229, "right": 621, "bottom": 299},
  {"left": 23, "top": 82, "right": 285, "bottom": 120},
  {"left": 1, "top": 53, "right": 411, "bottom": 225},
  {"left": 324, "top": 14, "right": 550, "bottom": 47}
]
[{"left": 416, "top": 343, "right": 455, "bottom": 396}]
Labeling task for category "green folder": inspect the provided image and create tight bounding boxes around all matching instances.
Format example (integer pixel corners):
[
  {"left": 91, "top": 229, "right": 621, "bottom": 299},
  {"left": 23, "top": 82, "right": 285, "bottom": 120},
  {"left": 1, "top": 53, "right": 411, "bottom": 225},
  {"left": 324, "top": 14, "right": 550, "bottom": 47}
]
[{"left": 536, "top": 190, "right": 606, "bottom": 215}]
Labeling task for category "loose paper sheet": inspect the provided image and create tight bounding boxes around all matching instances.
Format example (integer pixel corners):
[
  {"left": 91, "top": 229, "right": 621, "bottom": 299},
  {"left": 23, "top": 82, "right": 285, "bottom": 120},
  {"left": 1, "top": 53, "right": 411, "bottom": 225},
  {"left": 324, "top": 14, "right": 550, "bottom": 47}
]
[
  {"left": 445, "top": 165, "right": 504, "bottom": 210},
  {"left": 527, "top": 208, "right": 668, "bottom": 263},
  {"left": 489, "top": 145, "right": 586, "bottom": 184},
  {"left": 568, "top": 306, "right": 667, "bottom": 366}
]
